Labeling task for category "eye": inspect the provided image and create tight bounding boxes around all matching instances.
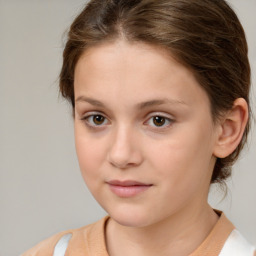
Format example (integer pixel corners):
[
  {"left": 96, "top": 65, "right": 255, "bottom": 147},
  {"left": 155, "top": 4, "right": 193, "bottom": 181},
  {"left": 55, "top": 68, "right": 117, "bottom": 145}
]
[
  {"left": 81, "top": 113, "right": 108, "bottom": 128},
  {"left": 146, "top": 115, "right": 173, "bottom": 128}
]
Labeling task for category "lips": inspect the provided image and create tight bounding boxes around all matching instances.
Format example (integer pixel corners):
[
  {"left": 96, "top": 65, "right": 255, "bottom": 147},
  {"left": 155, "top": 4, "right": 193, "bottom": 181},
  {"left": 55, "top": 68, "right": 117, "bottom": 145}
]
[{"left": 107, "top": 180, "right": 153, "bottom": 198}]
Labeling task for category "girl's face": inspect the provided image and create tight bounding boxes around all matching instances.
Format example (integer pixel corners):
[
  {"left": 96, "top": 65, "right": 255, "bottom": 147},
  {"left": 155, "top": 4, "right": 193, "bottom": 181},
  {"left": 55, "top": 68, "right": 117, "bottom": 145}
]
[{"left": 74, "top": 40, "right": 219, "bottom": 227}]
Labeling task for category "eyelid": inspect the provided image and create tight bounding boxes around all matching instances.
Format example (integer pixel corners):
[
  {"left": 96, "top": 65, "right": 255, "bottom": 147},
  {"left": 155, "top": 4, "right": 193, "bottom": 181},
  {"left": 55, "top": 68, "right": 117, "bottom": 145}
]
[{"left": 146, "top": 111, "right": 174, "bottom": 119}]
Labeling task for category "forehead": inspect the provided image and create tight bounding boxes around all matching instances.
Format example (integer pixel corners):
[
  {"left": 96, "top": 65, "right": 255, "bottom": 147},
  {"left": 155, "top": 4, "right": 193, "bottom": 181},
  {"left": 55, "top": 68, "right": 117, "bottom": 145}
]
[
  {"left": 74, "top": 40, "right": 210, "bottom": 110},
  {"left": 75, "top": 40, "right": 189, "bottom": 80}
]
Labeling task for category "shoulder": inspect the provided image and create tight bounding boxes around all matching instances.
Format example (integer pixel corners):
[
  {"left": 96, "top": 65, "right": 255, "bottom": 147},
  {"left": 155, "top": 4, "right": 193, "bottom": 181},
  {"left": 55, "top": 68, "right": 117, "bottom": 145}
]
[
  {"left": 21, "top": 216, "right": 109, "bottom": 256},
  {"left": 216, "top": 212, "right": 255, "bottom": 256},
  {"left": 21, "top": 229, "right": 73, "bottom": 256},
  {"left": 191, "top": 210, "right": 255, "bottom": 256},
  {"left": 220, "top": 229, "right": 256, "bottom": 256}
]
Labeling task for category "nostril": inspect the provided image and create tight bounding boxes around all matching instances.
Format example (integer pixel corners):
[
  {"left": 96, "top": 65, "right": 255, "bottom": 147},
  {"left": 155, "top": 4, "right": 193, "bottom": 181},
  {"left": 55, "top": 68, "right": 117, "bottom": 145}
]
[{"left": 109, "top": 160, "right": 130, "bottom": 169}]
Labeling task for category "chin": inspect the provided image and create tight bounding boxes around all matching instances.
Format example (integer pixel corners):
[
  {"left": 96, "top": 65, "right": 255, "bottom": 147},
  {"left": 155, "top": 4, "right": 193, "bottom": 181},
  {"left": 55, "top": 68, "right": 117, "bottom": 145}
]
[{"left": 107, "top": 206, "right": 155, "bottom": 228}]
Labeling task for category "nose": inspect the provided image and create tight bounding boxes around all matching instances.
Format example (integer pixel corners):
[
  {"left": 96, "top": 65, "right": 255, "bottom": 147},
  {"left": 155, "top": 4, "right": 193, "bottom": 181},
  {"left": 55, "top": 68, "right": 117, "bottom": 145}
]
[{"left": 107, "top": 125, "right": 143, "bottom": 169}]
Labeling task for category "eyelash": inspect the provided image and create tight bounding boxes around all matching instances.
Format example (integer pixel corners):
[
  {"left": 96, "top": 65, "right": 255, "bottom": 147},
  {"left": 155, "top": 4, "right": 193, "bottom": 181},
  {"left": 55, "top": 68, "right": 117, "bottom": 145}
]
[{"left": 80, "top": 112, "right": 174, "bottom": 131}]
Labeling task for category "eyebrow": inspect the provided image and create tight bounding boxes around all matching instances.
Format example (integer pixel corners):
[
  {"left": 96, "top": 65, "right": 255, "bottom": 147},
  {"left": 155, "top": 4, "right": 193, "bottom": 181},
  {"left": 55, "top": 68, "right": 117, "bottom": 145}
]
[{"left": 75, "top": 96, "right": 187, "bottom": 109}]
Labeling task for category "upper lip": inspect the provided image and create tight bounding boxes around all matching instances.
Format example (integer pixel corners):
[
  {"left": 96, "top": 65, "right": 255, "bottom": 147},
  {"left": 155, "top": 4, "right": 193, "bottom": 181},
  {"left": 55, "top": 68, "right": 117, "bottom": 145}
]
[{"left": 107, "top": 180, "right": 152, "bottom": 187}]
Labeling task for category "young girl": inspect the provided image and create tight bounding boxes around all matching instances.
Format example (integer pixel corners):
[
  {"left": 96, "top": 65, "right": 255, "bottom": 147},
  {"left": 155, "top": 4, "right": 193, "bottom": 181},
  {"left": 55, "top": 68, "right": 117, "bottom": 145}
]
[{"left": 23, "top": 0, "right": 255, "bottom": 255}]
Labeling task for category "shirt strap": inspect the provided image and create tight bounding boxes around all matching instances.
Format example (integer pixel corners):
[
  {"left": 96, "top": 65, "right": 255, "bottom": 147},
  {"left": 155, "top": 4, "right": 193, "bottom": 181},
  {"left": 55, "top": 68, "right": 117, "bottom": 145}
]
[
  {"left": 219, "top": 229, "right": 255, "bottom": 256},
  {"left": 53, "top": 233, "right": 72, "bottom": 256}
]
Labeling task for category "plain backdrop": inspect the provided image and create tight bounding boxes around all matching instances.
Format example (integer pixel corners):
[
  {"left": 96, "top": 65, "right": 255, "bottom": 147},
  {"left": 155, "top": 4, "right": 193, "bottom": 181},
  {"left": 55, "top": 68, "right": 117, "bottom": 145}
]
[{"left": 0, "top": 1, "right": 255, "bottom": 255}]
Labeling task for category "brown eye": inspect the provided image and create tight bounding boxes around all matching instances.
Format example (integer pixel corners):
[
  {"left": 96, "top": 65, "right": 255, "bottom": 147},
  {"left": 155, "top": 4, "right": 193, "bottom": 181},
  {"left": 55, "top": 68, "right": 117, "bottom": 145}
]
[
  {"left": 153, "top": 116, "right": 167, "bottom": 127},
  {"left": 81, "top": 114, "right": 108, "bottom": 128},
  {"left": 146, "top": 115, "right": 173, "bottom": 130},
  {"left": 93, "top": 115, "right": 105, "bottom": 125}
]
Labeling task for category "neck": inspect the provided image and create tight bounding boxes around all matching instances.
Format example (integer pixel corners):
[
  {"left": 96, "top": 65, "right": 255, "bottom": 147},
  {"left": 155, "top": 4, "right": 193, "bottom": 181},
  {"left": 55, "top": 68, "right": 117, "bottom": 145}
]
[{"left": 105, "top": 204, "right": 219, "bottom": 256}]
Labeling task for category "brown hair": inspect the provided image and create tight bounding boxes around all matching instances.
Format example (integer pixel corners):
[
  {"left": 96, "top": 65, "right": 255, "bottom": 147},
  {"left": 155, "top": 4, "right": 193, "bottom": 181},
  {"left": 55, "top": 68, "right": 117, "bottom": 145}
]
[{"left": 59, "top": 0, "right": 251, "bottom": 184}]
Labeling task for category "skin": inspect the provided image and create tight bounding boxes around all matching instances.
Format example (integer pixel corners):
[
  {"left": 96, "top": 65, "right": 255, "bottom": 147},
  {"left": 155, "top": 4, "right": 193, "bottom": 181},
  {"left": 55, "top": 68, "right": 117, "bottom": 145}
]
[{"left": 73, "top": 40, "right": 248, "bottom": 256}]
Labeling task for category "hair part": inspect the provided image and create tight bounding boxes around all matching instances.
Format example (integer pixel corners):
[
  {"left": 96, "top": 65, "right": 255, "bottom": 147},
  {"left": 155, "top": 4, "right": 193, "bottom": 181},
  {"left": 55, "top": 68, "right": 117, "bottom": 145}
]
[{"left": 59, "top": 0, "right": 251, "bottom": 184}]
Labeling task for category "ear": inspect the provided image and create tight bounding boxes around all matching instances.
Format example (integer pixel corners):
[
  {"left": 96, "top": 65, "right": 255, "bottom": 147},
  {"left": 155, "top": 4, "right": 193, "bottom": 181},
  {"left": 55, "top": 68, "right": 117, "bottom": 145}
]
[{"left": 213, "top": 98, "right": 249, "bottom": 158}]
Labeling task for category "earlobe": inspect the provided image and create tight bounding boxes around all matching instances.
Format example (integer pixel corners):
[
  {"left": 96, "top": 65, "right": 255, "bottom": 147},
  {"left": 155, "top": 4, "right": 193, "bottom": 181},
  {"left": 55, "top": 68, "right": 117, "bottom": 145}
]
[{"left": 213, "top": 98, "right": 248, "bottom": 158}]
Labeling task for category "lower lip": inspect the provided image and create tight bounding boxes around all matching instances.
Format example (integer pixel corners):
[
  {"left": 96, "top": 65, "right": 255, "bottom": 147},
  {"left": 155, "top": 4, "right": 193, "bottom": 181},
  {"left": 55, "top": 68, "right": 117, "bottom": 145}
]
[{"left": 108, "top": 184, "right": 152, "bottom": 198}]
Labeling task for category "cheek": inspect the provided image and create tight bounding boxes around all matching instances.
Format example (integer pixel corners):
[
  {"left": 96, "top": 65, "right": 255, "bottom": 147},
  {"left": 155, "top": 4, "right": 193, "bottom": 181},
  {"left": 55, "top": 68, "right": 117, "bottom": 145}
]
[
  {"left": 148, "top": 122, "right": 215, "bottom": 188},
  {"left": 74, "top": 126, "right": 105, "bottom": 181}
]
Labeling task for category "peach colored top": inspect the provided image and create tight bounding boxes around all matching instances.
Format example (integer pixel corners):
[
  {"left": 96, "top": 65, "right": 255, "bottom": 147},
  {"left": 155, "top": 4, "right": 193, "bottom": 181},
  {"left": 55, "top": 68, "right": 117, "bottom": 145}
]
[{"left": 22, "top": 212, "right": 255, "bottom": 256}]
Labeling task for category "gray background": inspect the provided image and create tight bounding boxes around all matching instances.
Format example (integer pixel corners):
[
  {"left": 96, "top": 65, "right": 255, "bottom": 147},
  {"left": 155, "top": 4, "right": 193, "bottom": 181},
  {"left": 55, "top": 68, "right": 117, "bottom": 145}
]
[{"left": 0, "top": 1, "right": 255, "bottom": 255}]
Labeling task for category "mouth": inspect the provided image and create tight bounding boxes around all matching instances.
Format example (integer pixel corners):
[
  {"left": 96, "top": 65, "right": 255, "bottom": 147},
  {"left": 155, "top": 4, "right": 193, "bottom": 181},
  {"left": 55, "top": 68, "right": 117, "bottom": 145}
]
[{"left": 106, "top": 180, "right": 153, "bottom": 198}]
